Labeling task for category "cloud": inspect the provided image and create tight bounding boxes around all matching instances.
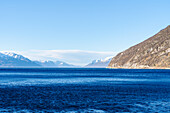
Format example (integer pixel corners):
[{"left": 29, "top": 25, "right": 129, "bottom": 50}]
[{"left": 1, "top": 50, "right": 116, "bottom": 66}]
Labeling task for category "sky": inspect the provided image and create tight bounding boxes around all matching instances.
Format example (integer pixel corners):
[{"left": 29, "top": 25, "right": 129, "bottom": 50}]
[{"left": 0, "top": 0, "right": 170, "bottom": 65}]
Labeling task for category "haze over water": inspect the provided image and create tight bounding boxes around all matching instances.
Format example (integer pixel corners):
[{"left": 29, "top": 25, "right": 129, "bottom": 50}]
[{"left": 0, "top": 68, "right": 169, "bottom": 112}]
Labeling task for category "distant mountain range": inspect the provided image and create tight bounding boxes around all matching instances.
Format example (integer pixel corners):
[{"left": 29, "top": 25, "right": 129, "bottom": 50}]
[
  {"left": 0, "top": 52, "right": 40, "bottom": 67},
  {"left": 85, "top": 56, "right": 112, "bottom": 68},
  {"left": 108, "top": 25, "right": 170, "bottom": 69},
  {"left": 0, "top": 51, "right": 111, "bottom": 67},
  {"left": 34, "top": 61, "right": 74, "bottom": 67},
  {"left": 2, "top": 25, "right": 168, "bottom": 68},
  {"left": 0, "top": 52, "right": 74, "bottom": 67}
]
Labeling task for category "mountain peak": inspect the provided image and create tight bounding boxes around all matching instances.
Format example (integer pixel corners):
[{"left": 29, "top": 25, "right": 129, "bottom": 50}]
[
  {"left": 34, "top": 60, "right": 74, "bottom": 67},
  {"left": 0, "top": 52, "right": 40, "bottom": 67},
  {"left": 86, "top": 57, "right": 112, "bottom": 68}
]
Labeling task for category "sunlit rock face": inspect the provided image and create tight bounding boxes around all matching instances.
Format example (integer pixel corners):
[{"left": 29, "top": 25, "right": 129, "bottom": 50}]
[{"left": 108, "top": 25, "right": 170, "bottom": 69}]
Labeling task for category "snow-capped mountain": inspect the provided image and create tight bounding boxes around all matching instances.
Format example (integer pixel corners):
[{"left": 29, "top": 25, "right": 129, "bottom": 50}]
[
  {"left": 34, "top": 60, "right": 74, "bottom": 67},
  {"left": 1, "top": 52, "right": 31, "bottom": 62},
  {"left": 0, "top": 52, "right": 75, "bottom": 67},
  {"left": 0, "top": 52, "right": 40, "bottom": 67},
  {"left": 85, "top": 56, "right": 113, "bottom": 68},
  {"left": 0, "top": 51, "right": 112, "bottom": 68}
]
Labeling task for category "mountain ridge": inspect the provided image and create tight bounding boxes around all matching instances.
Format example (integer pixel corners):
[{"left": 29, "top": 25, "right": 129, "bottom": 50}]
[
  {"left": 0, "top": 52, "right": 75, "bottom": 67},
  {"left": 108, "top": 25, "right": 170, "bottom": 69},
  {"left": 34, "top": 60, "right": 74, "bottom": 67},
  {"left": 0, "top": 52, "right": 40, "bottom": 67},
  {"left": 85, "top": 56, "right": 112, "bottom": 68}
]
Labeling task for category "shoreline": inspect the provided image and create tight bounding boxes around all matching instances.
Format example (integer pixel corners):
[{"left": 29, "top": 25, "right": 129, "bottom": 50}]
[{"left": 107, "top": 66, "right": 170, "bottom": 69}]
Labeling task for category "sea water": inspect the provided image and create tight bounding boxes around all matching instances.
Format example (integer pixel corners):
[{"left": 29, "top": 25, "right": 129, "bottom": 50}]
[{"left": 0, "top": 68, "right": 169, "bottom": 113}]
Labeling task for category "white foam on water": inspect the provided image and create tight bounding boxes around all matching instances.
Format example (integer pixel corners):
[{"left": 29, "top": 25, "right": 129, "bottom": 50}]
[
  {"left": 62, "top": 109, "right": 106, "bottom": 113},
  {"left": 133, "top": 101, "right": 170, "bottom": 112},
  {"left": 0, "top": 109, "right": 32, "bottom": 113},
  {"left": 0, "top": 108, "right": 106, "bottom": 113}
]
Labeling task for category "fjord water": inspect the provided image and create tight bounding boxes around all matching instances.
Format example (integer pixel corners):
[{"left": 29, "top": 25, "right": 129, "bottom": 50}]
[{"left": 0, "top": 68, "right": 169, "bottom": 113}]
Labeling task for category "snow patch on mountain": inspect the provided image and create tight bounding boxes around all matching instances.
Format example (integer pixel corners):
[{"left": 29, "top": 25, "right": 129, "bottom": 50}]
[
  {"left": 0, "top": 52, "right": 40, "bottom": 67},
  {"left": 1, "top": 52, "right": 30, "bottom": 62},
  {"left": 85, "top": 56, "right": 113, "bottom": 68},
  {"left": 34, "top": 60, "right": 75, "bottom": 67}
]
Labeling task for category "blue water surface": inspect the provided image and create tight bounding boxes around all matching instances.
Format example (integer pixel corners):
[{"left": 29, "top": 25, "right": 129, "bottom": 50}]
[{"left": 0, "top": 68, "right": 170, "bottom": 112}]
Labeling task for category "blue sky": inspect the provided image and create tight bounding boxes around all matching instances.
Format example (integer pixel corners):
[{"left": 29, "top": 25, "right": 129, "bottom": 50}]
[{"left": 0, "top": 0, "right": 170, "bottom": 65}]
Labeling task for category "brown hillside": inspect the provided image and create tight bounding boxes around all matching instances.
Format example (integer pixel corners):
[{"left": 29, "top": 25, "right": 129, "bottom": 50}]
[{"left": 108, "top": 25, "right": 170, "bottom": 69}]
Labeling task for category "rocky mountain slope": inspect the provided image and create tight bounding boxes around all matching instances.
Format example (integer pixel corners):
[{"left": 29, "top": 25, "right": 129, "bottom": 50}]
[
  {"left": 85, "top": 57, "right": 112, "bottom": 68},
  {"left": 108, "top": 25, "right": 170, "bottom": 69}
]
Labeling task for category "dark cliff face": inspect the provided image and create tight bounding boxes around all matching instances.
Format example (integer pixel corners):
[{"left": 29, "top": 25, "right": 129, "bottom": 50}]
[{"left": 108, "top": 25, "right": 170, "bottom": 69}]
